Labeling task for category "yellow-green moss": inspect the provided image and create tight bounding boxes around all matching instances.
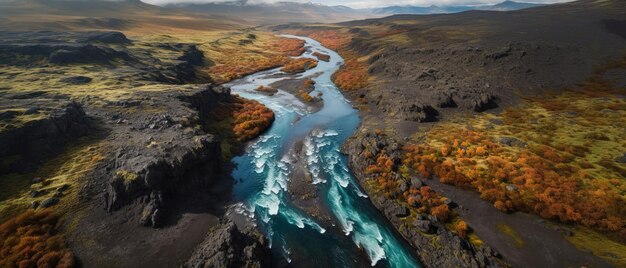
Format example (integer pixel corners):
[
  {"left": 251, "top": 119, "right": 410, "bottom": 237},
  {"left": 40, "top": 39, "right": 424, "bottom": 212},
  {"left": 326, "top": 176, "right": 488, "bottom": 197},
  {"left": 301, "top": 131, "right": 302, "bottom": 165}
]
[
  {"left": 565, "top": 226, "right": 626, "bottom": 267},
  {"left": 496, "top": 223, "right": 525, "bottom": 248},
  {"left": 116, "top": 170, "right": 139, "bottom": 182}
]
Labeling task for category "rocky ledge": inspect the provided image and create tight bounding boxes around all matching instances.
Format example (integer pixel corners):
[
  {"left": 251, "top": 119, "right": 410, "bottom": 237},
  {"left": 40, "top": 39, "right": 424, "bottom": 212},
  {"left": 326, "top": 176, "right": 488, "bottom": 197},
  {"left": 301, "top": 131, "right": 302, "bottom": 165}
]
[
  {"left": 0, "top": 97, "right": 90, "bottom": 173},
  {"left": 186, "top": 218, "right": 271, "bottom": 268}
]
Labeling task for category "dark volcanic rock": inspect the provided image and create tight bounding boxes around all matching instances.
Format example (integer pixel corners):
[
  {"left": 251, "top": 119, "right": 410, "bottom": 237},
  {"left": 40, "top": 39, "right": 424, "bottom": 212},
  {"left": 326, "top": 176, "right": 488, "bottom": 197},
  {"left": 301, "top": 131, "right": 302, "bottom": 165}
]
[
  {"left": 455, "top": 89, "right": 499, "bottom": 112},
  {"left": 41, "top": 197, "right": 60, "bottom": 208},
  {"left": 404, "top": 104, "right": 439, "bottom": 122},
  {"left": 82, "top": 32, "right": 131, "bottom": 44},
  {"left": 60, "top": 76, "right": 93, "bottom": 85},
  {"left": 99, "top": 85, "right": 233, "bottom": 227},
  {"left": 414, "top": 219, "right": 436, "bottom": 234},
  {"left": 48, "top": 45, "right": 131, "bottom": 65},
  {"left": 0, "top": 101, "right": 90, "bottom": 173},
  {"left": 185, "top": 220, "right": 271, "bottom": 268}
]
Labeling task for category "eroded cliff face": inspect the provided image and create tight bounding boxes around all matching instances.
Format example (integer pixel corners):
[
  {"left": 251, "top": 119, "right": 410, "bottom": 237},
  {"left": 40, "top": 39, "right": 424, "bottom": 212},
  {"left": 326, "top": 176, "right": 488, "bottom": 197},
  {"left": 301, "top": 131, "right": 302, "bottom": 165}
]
[
  {"left": 344, "top": 131, "right": 504, "bottom": 268},
  {"left": 100, "top": 86, "right": 230, "bottom": 228},
  {"left": 0, "top": 100, "right": 90, "bottom": 173},
  {"left": 186, "top": 218, "right": 271, "bottom": 268},
  {"left": 0, "top": 30, "right": 273, "bottom": 267}
]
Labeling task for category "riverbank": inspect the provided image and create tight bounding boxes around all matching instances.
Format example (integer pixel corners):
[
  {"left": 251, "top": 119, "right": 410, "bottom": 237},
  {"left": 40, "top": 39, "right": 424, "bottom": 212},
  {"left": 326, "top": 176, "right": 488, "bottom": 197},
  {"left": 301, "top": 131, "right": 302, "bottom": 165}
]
[
  {"left": 0, "top": 30, "right": 277, "bottom": 267},
  {"left": 276, "top": 0, "right": 626, "bottom": 266}
]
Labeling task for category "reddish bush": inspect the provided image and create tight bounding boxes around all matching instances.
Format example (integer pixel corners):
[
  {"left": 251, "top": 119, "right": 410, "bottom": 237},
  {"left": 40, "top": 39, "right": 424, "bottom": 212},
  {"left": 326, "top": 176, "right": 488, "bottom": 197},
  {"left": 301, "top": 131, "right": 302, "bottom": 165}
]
[
  {"left": 455, "top": 220, "right": 469, "bottom": 238},
  {"left": 0, "top": 210, "right": 75, "bottom": 268},
  {"left": 271, "top": 37, "right": 306, "bottom": 56},
  {"left": 431, "top": 204, "right": 451, "bottom": 222},
  {"left": 232, "top": 98, "right": 275, "bottom": 141},
  {"left": 313, "top": 52, "right": 330, "bottom": 62},
  {"left": 332, "top": 53, "right": 368, "bottom": 91},
  {"left": 281, "top": 58, "right": 318, "bottom": 74},
  {"left": 255, "top": 85, "right": 277, "bottom": 94}
]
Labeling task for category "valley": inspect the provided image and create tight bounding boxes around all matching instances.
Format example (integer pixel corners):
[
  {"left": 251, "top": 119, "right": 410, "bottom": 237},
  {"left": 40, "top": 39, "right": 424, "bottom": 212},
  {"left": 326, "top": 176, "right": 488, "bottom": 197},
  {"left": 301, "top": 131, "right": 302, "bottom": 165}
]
[{"left": 0, "top": 0, "right": 625, "bottom": 267}]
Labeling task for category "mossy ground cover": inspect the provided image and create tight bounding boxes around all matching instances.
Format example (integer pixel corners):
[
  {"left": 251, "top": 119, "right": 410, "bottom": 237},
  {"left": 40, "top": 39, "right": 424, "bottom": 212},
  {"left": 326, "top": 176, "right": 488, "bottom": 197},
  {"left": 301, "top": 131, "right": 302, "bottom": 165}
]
[
  {"left": 401, "top": 58, "right": 626, "bottom": 264},
  {"left": 0, "top": 137, "right": 105, "bottom": 268}
]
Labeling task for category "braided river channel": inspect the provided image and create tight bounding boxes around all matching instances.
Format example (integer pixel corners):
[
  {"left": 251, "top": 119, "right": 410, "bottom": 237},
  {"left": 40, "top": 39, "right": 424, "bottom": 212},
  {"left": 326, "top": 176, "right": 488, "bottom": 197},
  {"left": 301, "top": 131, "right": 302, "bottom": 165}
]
[{"left": 227, "top": 35, "right": 421, "bottom": 268}]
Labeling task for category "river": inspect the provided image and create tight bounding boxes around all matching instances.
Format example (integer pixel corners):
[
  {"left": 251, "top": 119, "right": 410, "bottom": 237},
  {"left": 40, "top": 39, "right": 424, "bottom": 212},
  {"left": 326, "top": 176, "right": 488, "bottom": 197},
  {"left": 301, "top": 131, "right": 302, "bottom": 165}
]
[{"left": 226, "top": 35, "right": 420, "bottom": 268}]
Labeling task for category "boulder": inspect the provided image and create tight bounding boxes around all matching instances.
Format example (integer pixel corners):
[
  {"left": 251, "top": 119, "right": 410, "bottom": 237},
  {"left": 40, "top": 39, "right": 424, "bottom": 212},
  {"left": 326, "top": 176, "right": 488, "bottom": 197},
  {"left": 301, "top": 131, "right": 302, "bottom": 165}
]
[
  {"left": 414, "top": 219, "right": 436, "bottom": 234},
  {"left": 498, "top": 136, "right": 527, "bottom": 148},
  {"left": 41, "top": 197, "right": 60, "bottom": 208},
  {"left": 411, "top": 177, "right": 424, "bottom": 188}
]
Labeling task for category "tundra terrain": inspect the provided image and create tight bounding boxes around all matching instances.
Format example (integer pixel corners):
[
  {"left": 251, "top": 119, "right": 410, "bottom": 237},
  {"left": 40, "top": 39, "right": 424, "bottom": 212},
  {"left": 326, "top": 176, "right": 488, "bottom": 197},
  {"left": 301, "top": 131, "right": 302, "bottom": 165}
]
[{"left": 0, "top": 0, "right": 624, "bottom": 267}]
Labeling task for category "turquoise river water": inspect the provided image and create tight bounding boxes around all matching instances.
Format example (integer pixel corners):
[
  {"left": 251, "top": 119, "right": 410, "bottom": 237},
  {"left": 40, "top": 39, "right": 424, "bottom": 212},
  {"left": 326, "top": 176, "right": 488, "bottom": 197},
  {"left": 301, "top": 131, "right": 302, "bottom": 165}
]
[{"left": 226, "top": 35, "right": 420, "bottom": 268}]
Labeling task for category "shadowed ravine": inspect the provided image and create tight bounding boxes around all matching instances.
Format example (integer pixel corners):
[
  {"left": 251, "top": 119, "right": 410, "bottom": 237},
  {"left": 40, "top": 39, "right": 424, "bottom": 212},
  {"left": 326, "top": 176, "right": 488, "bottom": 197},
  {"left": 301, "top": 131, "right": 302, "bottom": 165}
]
[{"left": 226, "top": 36, "right": 420, "bottom": 267}]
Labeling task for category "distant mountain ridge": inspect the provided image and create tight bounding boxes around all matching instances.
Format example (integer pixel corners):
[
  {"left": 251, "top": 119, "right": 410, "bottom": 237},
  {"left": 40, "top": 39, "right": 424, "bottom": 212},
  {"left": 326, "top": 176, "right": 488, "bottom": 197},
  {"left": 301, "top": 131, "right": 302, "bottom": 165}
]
[
  {"left": 165, "top": 1, "right": 376, "bottom": 24},
  {"left": 371, "top": 1, "right": 545, "bottom": 15}
]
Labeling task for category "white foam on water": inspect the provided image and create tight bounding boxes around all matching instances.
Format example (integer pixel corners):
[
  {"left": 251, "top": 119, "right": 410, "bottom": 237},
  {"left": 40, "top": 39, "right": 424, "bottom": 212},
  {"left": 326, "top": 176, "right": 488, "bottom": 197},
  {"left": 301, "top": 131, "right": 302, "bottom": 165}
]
[
  {"left": 355, "top": 189, "right": 369, "bottom": 198},
  {"left": 324, "top": 130, "right": 339, "bottom": 136},
  {"left": 353, "top": 231, "right": 386, "bottom": 266}
]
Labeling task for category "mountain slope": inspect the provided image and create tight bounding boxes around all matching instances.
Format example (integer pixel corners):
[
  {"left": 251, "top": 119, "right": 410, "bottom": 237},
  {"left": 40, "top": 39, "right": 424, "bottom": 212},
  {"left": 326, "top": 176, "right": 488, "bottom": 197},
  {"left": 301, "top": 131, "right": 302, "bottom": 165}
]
[
  {"left": 166, "top": 1, "right": 378, "bottom": 24},
  {"left": 371, "top": 1, "right": 545, "bottom": 15},
  {"left": 0, "top": 0, "right": 248, "bottom": 33}
]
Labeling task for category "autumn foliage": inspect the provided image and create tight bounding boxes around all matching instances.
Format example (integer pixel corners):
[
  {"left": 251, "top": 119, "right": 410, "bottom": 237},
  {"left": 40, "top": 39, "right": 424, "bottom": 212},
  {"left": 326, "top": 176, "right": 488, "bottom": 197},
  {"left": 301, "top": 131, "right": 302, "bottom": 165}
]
[
  {"left": 271, "top": 37, "right": 306, "bottom": 57},
  {"left": 363, "top": 145, "right": 454, "bottom": 227},
  {"left": 297, "top": 78, "right": 316, "bottom": 102},
  {"left": 281, "top": 58, "right": 318, "bottom": 74},
  {"left": 313, "top": 52, "right": 330, "bottom": 62},
  {"left": 209, "top": 52, "right": 285, "bottom": 84},
  {"left": 287, "top": 30, "right": 351, "bottom": 51},
  {"left": 232, "top": 98, "right": 275, "bottom": 141},
  {"left": 208, "top": 36, "right": 307, "bottom": 84},
  {"left": 456, "top": 220, "right": 469, "bottom": 238},
  {"left": 333, "top": 52, "right": 369, "bottom": 91},
  {"left": 207, "top": 95, "right": 274, "bottom": 143},
  {"left": 255, "top": 85, "right": 277, "bottom": 94},
  {"left": 0, "top": 210, "right": 75, "bottom": 268}
]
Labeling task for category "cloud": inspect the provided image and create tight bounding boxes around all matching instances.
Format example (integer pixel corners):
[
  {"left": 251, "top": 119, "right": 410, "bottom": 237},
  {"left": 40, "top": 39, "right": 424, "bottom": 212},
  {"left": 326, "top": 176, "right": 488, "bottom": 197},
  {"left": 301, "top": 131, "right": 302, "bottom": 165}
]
[{"left": 141, "top": 0, "right": 575, "bottom": 8}]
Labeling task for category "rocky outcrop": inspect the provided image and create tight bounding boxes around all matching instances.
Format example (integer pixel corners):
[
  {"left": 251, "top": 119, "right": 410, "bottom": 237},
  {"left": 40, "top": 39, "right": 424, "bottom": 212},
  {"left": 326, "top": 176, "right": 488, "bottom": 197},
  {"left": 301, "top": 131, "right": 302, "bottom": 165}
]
[
  {"left": 0, "top": 31, "right": 211, "bottom": 84},
  {"left": 185, "top": 220, "right": 271, "bottom": 268},
  {"left": 80, "top": 31, "right": 132, "bottom": 44},
  {"left": 48, "top": 44, "right": 132, "bottom": 65},
  {"left": 104, "top": 134, "right": 222, "bottom": 226},
  {"left": 159, "top": 44, "right": 211, "bottom": 84},
  {"left": 344, "top": 131, "right": 505, "bottom": 268},
  {"left": 101, "top": 85, "right": 232, "bottom": 227},
  {"left": 0, "top": 101, "right": 90, "bottom": 173}
]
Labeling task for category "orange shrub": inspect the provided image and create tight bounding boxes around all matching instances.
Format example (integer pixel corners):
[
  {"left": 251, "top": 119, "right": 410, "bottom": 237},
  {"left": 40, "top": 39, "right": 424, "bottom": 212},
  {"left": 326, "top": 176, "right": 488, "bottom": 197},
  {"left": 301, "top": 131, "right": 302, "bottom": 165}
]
[
  {"left": 271, "top": 37, "right": 306, "bottom": 57},
  {"left": 313, "top": 52, "right": 330, "bottom": 62},
  {"left": 431, "top": 204, "right": 451, "bottom": 222},
  {"left": 209, "top": 53, "right": 286, "bottom": 84},
  {"left": 455, "top": 220, "right": 469, "bottom": 238},
  {"left": 0, "top": 210, "right": 75, "bottom": 268},
  {"left": 281, "top": 58, "right": 318, "bottom": 74},
  {"left": 332, "top": 54, "right": 369, "bottom": 91},
  {"left": 299, "top": 30, "right": 351, "bottom": 51},
  {"left": 232, "top": 99, "right": 275, "bottom": 141},
  {"left": 255, "top": 85, "right": 277, "bottom": 94},
  {"left": 299, "top": 90, "right": 314, "bottom": 102},
  {"left": 403, "top": 126, "right": 626, "bottom": 239}
]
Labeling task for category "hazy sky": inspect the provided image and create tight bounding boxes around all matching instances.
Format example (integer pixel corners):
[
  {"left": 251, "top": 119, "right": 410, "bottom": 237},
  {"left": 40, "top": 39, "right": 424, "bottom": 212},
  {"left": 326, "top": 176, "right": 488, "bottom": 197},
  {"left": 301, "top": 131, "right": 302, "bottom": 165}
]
[{"left": 142, "top": 0, "right": 575, "bottom": 9}]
